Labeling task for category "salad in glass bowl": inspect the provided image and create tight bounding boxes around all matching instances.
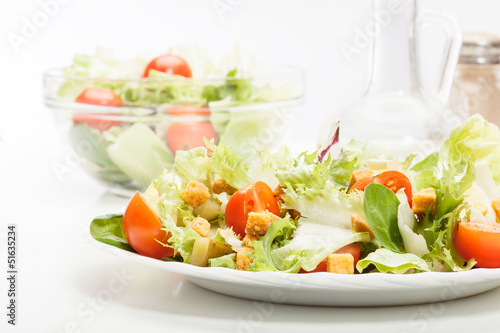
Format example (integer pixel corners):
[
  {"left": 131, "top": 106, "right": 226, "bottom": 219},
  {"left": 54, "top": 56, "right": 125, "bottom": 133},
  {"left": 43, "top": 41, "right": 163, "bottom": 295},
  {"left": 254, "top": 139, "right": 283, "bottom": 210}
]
[
  {"left": 44, "top": 46, "right": 304, "bottom": 194},
  {"left": 90, "top": 115, "right": 500, "bottom": 274}
]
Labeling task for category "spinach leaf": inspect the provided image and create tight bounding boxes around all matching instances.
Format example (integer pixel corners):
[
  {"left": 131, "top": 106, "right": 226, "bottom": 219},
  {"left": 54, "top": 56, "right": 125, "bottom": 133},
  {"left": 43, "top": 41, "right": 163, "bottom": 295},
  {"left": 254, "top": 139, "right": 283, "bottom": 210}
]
[
  {"left": 89, "top": 214, "right": 135, "bottom": 252},
  {"left": 363, "top": 183, "right": 402, "bottom": 253}
]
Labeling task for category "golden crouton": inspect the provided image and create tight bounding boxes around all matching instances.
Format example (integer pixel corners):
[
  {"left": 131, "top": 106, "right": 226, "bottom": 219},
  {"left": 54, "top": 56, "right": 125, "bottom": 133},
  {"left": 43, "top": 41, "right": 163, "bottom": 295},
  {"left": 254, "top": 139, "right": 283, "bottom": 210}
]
[
  {"left": 351, "top": 213, "right": 374, "bottom": 239},
  {"left": 243, "top": 233, "right": 259, "bottom": 247},
  {"left": 245, "top": 211, "right": 281, "bottom": 237},
  {"left": 491, "top": 197, "right": 500, "bottom": 221},
  {"left": 189, "top": 217, "right": 211, "bottom": 237},
  {"left": 349, "top": 168, "right": 374, "bottom": 188},
  {"left": 182, "top": 181, "right": 210, "bottom": 208},
  {"left": 412, "top": 188, "right": 437, "bottom": 214},
  {"left": 326, "top": 253, "right": 354, "bottom": 274},
  {"left": 471, "top": 201, "right": 488, "bottom": 217},
  {"left": 236, "top": 247, "right": 254, "bottom": 271},
  {"left": 212, "top": 178, "right": 237, "bottom": 195}
]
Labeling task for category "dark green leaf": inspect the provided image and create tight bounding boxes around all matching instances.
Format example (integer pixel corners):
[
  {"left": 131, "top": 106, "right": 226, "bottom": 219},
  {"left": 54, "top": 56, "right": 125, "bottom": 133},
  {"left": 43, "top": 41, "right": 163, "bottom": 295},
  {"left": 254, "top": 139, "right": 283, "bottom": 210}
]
[
  {"left": 363, "top": 183, "right": 402, "bottom": 252},
  {"left": 89, "top": 214, "right": 135, "bottom": 252}
]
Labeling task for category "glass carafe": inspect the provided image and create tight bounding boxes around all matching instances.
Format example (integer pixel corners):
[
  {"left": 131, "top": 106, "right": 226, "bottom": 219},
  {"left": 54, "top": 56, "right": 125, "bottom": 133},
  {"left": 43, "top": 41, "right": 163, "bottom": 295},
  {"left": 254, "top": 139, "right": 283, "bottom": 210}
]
[{"left": 325, "top": 0, "right": 463, "bottom": 145}]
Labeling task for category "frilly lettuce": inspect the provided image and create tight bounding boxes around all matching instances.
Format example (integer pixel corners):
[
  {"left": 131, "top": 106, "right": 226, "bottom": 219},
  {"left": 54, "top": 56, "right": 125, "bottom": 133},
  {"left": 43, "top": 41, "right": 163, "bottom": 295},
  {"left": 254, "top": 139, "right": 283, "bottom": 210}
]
[{"left": 440, "top": 114, "right": 500, "bottom": 185}]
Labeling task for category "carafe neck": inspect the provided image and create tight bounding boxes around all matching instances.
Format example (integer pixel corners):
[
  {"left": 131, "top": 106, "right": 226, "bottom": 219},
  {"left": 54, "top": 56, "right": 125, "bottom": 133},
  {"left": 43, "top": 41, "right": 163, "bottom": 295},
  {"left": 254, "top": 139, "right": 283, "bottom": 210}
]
[{"left": 364, "top": 0, "right": 418, "bottom": 95}]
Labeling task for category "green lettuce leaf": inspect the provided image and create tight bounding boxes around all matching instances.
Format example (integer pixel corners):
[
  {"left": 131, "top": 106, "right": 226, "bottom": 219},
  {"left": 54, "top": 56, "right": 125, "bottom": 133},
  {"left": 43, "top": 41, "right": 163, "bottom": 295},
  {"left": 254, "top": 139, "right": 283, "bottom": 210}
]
[
  {"left": 107, "top": 123, "right": 174, "bottom": 187},
  {"left": 363, "top": 183, "right": 402, "bottom": 253},
  {"left": 356, "top": 249, "right": 430, "bottom": 274},
  {"left": 89, "top": 214, "right": 134, "bottom": 252},
  {"left": 154, "top": 170, "right": 201, "bottom": 263},
  {"left": 269, "top": 179, "right": 370, "bottom": 272},
  {"left": 206, "top": 139, "right": 253, "bottom": 189},
  {"left": 440, "top": 114, "right": 500, "bottom": 184},
  {"left": 246, "top": 217, "right": 297, "bottom": 272},
  {"left": 209, "top": 253, "right": 237, "bottom": 269}
]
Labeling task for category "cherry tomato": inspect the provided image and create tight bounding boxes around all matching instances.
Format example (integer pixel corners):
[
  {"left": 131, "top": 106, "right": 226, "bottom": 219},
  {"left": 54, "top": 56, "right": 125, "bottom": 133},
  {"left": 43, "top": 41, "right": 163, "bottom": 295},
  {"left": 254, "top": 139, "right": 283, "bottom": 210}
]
[
  {"left": 75, "top": 88, "right": 123, "bottom": 107},
  {"left": 168, "top": 105, "right": 210, "bottom": 116},
  {"left": 143, "top": 54, "right": 192, "bottom": 78},
  {"left": 72, "top": 113, "right": 121, "bottom": 131},
  {"left": 122, "top": 192, "right": 175, "bottom": 259},
  {"left": 348, "top": 170, "right": 413, "bottom": 207},
  {"left": 300, "top": 243, "right": 361, "bottom": 273},
  {"left": 454, "top": 220, "right": 500, "bottom": 268},
  {"left": 225, "top": 181, "right": 281, "bottom": 237},
  {"left": 347, "top": 176, "right": 374, "bottom": 194},
  {"left": 166, "top": 105, "right": 217, "bottom": 154},
  {"left": 376, "top": 171, "right": 413, "bottom": 207}
]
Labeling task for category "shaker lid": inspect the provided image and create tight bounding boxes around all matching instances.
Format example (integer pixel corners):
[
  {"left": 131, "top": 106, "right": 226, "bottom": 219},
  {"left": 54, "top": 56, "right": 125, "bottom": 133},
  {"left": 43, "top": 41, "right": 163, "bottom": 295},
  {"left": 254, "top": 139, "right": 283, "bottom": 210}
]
[{"left": 459, "top": 32, "right": 500, "bottom": 64}]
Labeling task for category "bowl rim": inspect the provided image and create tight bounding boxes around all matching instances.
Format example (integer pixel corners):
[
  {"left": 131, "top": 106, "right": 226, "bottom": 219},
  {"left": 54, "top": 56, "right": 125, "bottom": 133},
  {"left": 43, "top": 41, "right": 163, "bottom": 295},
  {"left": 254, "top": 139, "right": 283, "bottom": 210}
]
[{"left": 42, "top": 64, "right": 305, "bottom": 84}]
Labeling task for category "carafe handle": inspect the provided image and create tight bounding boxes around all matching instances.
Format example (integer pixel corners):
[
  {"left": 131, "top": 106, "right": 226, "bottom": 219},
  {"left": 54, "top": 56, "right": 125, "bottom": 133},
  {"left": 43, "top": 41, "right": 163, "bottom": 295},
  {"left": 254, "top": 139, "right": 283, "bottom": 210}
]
[{"left": 419, "top": 10, "right": 462, "bottom": 103}]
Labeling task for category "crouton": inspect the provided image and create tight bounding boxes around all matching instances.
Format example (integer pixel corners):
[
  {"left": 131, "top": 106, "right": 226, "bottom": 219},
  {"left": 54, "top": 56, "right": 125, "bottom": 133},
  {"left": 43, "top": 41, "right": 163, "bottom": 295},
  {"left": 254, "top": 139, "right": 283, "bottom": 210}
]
[
  {"left": 349, "top": 168, "right": 374, "bottom": 188},
  {"left": 471, "top": 201, "right": 488, "bottom": 217},
  {"left": 190, "top": 217, "right": 211, "bottom": 237},
  {"left": 236, "top": 246, "right": 254, "bottom": 271},
  {"left": 243, "top": 233, "right": 259, "bottom": 247},
  {"left": 492, "top": 197, "right": 500, "bottom": 221},
  {"left": 212, "top": 178, "right": 237, "bottom": 195},
  {"left": 351, "top": 213, "right": 374, "bottom": 239},
  {"left": 273, "top": 186, "right": 286, "bottom": 203},
  {"left": 182, "top": 181, "right": 210, "bottom": 208},
  {"left": 326, "top": 253, "right": 354, "bottom": 274},
  {"left": 245, "top": 211, "right": 281, "bottom": 237},
  {"left": 412, "top": 188, "right": 437, "bottom": 214}
]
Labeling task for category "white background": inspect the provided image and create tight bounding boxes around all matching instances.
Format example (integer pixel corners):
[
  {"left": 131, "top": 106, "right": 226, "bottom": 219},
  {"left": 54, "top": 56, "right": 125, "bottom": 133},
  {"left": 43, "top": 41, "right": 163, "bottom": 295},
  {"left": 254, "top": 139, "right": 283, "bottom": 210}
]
[{"left": 3, "top": 1, "right": 500, "bottom": 333}]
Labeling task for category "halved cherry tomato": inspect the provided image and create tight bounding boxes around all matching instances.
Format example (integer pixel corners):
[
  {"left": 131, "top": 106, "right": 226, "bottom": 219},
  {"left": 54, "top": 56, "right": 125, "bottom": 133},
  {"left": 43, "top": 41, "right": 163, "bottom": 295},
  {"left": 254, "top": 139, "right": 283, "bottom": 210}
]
[
  {"left": 75, "top": 88, "right": 123, "bottom": 107},
  {"left": 168, "top": 105, "right": 210, "bottom": 116},
  {"left": 73, "top": 88, "right": 122, "bottom": 130},
  {"left": 73, "top": 113, "right": 121, "bottom": 131},
  {"left": 348, "top": 170, "right": 413, "bottom": 207},
  {"left": 376, "top": 171, "right": 413, "bottom": 207},
  {"left": 454, "top": 220, "right": 500, "bottom": 268},
  {"left": 166, "top": 105, "right": 217, "bottom": 154},
  {"left": 347, "top": 176, "right": 374, "bottom": 194},
  {"left": 300, "top": 243, "right": 361, "bottom": 273},
  {"left": 143, "top": 54, "right": 192, "bottom": 78},
  {"left": 122, "top": 192, "right": 175, "bottom": 259},
  {"left": 225, "top": 181, "right": 281, "bottom": 237}
]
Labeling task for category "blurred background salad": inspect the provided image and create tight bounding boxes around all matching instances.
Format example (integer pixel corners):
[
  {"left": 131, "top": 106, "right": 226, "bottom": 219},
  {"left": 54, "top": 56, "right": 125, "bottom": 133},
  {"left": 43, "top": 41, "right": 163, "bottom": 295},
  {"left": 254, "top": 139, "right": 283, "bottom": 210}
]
[{"left": 43, "top": 45, "right": 304, "bottom": 192}]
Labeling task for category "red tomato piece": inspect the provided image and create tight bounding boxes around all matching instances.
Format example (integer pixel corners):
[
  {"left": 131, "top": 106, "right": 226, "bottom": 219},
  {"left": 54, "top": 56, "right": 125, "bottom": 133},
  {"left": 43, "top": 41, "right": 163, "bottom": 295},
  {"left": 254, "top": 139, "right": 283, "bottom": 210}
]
[
  {"left": 376, "top": 170, "right": 413, "bottom": 207},
  {"left": 72, "top": 113, "right": 121, "bottom": 131},
  {"left": 143, "top": 54, "right": 192, "bottom": 78},
  {"left": 225, "top": 181, "right": 281, "bottom": 237},
  {"left": 75, "top": 87, "right": 123, "bottom": 107},
  {"left": 347, "top": 177, "right": 374, "bottom": 194},
  {"left": 454, "top": 220, "right": 500, "bottom": 268},
  {"left": 348, "top": 170, "right": 413, "bottom": 207},
  {"left": 166, "top": 105, "right": 217, "bottom": 154},
  {"left": 122, "top": 192, "right": 175, "bottom": 259}
]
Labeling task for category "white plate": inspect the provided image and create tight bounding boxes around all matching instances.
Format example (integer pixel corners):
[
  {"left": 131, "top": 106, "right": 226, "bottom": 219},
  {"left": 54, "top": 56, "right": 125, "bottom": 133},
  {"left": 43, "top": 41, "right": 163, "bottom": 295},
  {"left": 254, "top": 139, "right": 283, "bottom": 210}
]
[{"left": 92, "top": 238, "right": 500, "bottom": 307}]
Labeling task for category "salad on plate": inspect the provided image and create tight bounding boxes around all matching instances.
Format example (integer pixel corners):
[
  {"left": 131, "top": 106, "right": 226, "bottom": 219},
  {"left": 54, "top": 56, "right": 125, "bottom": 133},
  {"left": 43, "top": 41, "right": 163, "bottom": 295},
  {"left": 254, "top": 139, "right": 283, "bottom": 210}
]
[{"left": 90, "top": 115, "right": 500, "bottom": 275}]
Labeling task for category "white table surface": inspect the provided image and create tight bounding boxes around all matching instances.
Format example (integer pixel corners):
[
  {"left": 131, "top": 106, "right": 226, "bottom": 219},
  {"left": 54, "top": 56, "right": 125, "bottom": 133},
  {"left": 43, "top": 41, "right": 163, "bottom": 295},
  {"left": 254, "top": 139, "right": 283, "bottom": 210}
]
[{"left": 2, "top": 140, "right": 500, "bottom": 333}]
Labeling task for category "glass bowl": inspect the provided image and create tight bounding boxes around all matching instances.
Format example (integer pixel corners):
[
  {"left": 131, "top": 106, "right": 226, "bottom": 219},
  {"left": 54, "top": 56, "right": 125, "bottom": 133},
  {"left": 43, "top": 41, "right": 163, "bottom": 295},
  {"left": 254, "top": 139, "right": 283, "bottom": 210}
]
[{"left": 43, "top": 66, "right": 305, "bottom": 195}]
